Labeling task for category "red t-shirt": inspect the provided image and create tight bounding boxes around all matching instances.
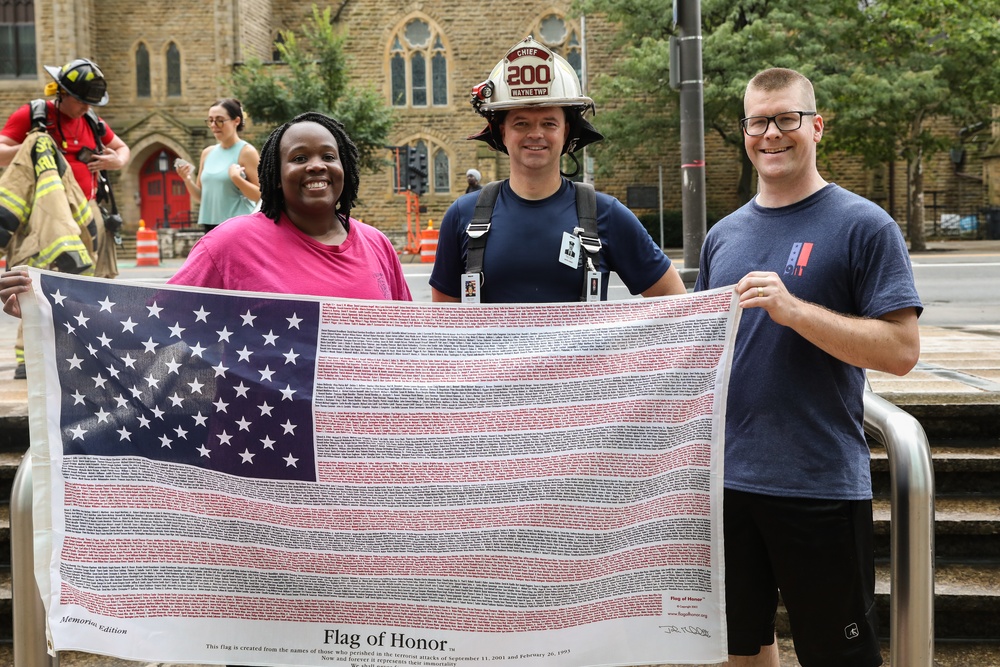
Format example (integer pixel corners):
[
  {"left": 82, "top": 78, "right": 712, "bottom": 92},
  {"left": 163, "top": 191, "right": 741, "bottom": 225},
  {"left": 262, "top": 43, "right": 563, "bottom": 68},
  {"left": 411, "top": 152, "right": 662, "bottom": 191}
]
[{"left": 1, "top": 101, "right": 116, "bottom": 200}]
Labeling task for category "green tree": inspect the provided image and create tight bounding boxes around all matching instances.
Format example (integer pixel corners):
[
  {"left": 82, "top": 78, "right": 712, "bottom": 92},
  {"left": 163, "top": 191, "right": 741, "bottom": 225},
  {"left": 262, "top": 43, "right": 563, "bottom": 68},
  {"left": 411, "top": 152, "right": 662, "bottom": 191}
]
[
  {"left": 821, "top": 0, "right": 1000, "bottom": 251},
  {"left": 229, "top": 5, "right": 394, "bottom": 173}
]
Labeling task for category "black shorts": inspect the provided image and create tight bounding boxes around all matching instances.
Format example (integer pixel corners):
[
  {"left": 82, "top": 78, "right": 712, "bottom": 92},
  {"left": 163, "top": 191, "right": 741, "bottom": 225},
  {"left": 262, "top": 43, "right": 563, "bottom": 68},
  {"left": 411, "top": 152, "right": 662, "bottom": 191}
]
[{"left": 723, "top": 489, "right": 883, "bottom": 667}]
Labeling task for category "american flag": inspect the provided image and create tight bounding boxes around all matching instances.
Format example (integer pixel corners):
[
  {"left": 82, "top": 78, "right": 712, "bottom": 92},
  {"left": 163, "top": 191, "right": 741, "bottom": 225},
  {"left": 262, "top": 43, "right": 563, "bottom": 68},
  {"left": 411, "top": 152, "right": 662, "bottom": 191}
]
[{"left": 25, "top": 270, "right": 737, "bottom": 666}]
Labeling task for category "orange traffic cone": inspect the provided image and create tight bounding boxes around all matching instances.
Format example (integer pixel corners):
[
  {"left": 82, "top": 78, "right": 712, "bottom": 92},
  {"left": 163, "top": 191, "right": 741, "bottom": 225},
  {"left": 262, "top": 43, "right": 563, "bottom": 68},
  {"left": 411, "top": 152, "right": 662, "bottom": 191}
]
[{"left": 135, "top": 219, "right": 160, "bottom": 267}]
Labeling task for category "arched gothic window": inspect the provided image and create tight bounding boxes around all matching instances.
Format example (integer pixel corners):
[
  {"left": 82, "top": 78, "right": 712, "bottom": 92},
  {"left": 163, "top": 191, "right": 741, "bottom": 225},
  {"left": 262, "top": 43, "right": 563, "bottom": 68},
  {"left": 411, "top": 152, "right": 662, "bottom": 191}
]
[
  {"left": 394, "top": 139, "right": 451, "bottom": 195},
  {"left": 166, "top": 42, "right": 181, "bottom": 97},
  {"left": 531, "top": 14, "right": 583, "bottom": 84},
  {"left": 389, "top": 18, "right": 448, "bottom": 108},
  {"left": 135, "top": 43, "right": 151, "bottom": 98}
]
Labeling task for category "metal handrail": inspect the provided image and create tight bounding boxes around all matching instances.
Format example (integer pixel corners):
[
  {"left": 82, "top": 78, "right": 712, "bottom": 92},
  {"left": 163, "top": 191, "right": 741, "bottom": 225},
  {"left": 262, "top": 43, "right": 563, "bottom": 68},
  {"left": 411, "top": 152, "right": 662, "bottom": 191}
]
[
  {"left": 864, "top": 389, "right": 935, "bottom": 667},
  {"left": 11, "top": 454, "right": 58, "bottom": 666},
  {"left": 10, "top": 393, "right": 934, "bottom": 667}
]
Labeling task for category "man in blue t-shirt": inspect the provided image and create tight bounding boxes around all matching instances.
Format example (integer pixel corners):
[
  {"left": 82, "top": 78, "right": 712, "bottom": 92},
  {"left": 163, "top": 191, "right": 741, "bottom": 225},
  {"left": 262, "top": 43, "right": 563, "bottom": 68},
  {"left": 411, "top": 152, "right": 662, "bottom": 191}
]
[
  {"left": 695, "top": 68, "right": 922, "bottom": 667},
  {"left": 430, "top": 37, "right": 685, "bottom": 303}
]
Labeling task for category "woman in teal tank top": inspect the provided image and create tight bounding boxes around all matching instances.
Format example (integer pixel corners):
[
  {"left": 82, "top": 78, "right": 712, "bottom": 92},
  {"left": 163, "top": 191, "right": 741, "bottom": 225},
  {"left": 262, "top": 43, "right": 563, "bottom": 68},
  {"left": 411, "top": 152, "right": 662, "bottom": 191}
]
[{"left": 175, "top": 98, "right": 260, "bottom": 230}]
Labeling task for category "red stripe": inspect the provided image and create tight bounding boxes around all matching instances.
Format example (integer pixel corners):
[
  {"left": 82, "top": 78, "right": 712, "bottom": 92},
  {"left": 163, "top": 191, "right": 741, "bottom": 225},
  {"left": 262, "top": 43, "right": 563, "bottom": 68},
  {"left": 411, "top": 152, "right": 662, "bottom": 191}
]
[{"left": 61, "top": 584, "right": 664, "bottom": 631}]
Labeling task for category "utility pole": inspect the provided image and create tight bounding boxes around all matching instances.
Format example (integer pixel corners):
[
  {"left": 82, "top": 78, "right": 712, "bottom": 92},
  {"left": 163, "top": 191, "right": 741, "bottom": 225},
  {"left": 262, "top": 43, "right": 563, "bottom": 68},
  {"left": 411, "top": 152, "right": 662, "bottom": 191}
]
[{"left": 670, "top": 0, "right": 706, "bottom": 286}]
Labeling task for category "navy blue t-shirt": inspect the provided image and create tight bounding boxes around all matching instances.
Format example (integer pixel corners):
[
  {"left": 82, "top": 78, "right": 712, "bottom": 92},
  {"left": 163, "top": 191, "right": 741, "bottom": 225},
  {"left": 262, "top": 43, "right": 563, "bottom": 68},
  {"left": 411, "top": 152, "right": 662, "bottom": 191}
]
[
  {"left": 429, "top": 179, "right": 671, "bottom": 303},
  {"left": 695, "top": 184, "right": 923, "bottom": 499}
]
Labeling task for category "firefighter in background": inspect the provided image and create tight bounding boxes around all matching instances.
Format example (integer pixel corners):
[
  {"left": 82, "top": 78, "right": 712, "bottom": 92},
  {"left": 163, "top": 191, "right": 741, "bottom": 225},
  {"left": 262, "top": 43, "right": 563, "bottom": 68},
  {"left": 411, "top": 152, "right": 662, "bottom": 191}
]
[
  {"left": 429, "top": 37, "right": 685, "bottom": 304},
  {"left": 0, "top": 58, "right": 129, "bottom": 379}
]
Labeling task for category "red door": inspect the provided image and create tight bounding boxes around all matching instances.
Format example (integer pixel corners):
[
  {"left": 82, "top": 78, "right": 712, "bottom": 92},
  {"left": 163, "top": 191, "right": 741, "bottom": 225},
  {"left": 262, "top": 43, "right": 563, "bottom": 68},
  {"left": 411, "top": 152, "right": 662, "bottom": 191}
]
[{"left": 139, "top": 150, "right": 192, "bottom": 228}]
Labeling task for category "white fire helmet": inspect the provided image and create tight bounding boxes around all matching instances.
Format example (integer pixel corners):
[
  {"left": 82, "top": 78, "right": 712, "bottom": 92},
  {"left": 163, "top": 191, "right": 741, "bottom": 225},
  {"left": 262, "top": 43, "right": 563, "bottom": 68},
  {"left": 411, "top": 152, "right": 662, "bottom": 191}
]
[{"left": 469, "top": 36, "right": 603, "bottom": 154}]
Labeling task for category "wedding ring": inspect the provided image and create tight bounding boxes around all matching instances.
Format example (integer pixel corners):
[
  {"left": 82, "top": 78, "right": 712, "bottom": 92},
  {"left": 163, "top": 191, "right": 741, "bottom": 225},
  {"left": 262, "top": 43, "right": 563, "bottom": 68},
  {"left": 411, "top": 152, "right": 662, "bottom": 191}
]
[{"left": 757, "top": 287, "right": 764, "bottom": 298}]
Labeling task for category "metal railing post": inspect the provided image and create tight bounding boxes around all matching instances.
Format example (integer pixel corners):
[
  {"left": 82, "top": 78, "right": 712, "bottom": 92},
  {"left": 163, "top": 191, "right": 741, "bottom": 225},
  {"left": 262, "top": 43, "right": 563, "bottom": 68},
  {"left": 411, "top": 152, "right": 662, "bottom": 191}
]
[
  {"left": 11, "top": 453, "right": 59, "bottom": 667},
  {"left": 863, "top": 390, "right": 935, "bottom": 667}
]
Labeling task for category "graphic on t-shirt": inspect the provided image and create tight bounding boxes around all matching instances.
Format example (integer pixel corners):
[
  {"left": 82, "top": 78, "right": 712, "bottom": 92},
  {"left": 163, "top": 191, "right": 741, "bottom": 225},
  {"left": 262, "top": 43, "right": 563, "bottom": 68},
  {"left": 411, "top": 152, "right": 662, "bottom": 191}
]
[{"left": 783, "top": 242, "right": 814, "bottom": 276}]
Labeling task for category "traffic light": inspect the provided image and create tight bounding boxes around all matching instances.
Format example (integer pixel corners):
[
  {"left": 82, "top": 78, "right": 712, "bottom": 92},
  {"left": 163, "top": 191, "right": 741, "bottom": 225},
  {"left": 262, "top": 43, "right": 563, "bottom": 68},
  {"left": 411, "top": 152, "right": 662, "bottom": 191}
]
[{"left": 406, "top": 146, "right": 428, "bottom": 196}]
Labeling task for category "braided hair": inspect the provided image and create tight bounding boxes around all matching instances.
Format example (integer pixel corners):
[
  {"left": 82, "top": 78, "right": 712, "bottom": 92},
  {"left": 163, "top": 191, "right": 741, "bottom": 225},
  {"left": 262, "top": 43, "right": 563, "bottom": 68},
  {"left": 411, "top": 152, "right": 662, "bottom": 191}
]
[{"left": 258, "top": 112, "right": 361, "bottom": 225}]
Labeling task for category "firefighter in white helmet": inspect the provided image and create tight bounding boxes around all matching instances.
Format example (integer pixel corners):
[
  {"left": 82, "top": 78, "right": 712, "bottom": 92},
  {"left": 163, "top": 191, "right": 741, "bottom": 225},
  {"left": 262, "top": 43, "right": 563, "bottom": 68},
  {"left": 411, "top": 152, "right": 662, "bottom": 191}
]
[{"left": 430, "top": 37, "right": 685, "bottom": 304}]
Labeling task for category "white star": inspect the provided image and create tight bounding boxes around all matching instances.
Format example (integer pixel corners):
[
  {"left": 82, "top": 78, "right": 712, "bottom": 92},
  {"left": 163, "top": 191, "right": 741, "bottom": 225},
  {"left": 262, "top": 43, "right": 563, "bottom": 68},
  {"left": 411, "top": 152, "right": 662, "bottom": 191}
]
[
  {"left": 212, "top": 362, "right": 228, "bottom": 377},
  {"left": 258, "top": 402, "right": 273, "bottom": 417},
  {"left": 241, "top": 310, "right": 257, "bottom": 326},
  {"left": 98, "top": 296, "right": 115, "bottom": 312},
  {"left": 280, "top": 385, "right": 296, "bottom": 401},
  {"left": 217, "top": 431, "right": 233, "bottom": 446},
  {"left": 66, "top": 354, "right": 83, "bottom": 370},
  {"left": 146, "top": 301, "right": 162, "bottom": 318},
  {"left": 85, "top": 343, "right": 98, "bottom": 357},
  {"left": 164, "top": 358, "right": 182, "bottom": 374},
  {"left": 197, "top": 444, "right": 211, "bottom": 457},
  {"left": 145, "top": 374, "right": 160, "bottom": 389},
  {"left": 168, "top": 323, "right": 185, "bottom": 338},
  {"left": 258, "top": 366, "right": 275, "bottom": 382},
  {"left": 117, "top": 427, "right": 132, "bottom": 442},
  {"left": 95, "top": 408, "right": 111, "bottom": 423},
  {"left": 73, "top": 311, "right": 89, "bottom": 328},
  {"left": 113, "top": 394, "right": 128, "bottom": 408},
  {"left": 281, "top": 420, "right": 297, "bottom": 435},
  {"left": 69, "top": 425, "right": 86, "bottom": 440},
  {"left": 286, "top": 313, "right": 302, "bottom": 329},
  {"left": 283, "top": 453, "right": 299, "bottom": 467},
  {"left": 236, "top": 417, "right": 252, "bottom": 431},
  {"left": 142, "top": 337, "right": 158, "bottom": 353},
  {"left": 260, "top": 435, "right": 276, "bottom": 450},
  {"left": 159, "top": 435, "right": 173, "bottom": 449},
  {"left": 216, "top": 327, "right": 233, "bottom": 343},
  {"left": 193, "top": 306, "right": 210, "bottom": 322},
  {"left": 107, "top": 365, "right": 121, "bottom": 379},
  {"left": 173, "top": 425, "right": 188, "bottom": 440},
  {"left": 120, "top": 353, "right": 137, "bottom": 368},
  {"left": 262, "top": 330, "right": 278, "bottom": 346},
  {"left": 189, "top": 342, "right": 206, "bottom": 357},
  {"left": 187, "top": 378, "right": 204, "bottom": 394},
  {"left": 120, "top": 317, "right": 137, "bottom": 333},
  {"left": 151, "top": 406, "right": 165, "bottom": 420},
  {"left": 236, "top": 346, "right": 253, "bottom": 362},
  {"left": 283, "top": 348, "right": 299, "bottom": 365},
  {"left": 239, "top": 449, "right": 255, "bottom": 464},
  {"left": 192, "top": 411, "right": 208, "bottom": 427},
  {"left": 138, "top": 415, "right": 151, "bottom": 429},
  {"left": 168, "top": 393, "right": 184, "bottom": 407},
  {"left": 71, "top": 391, "right": 86, "bottom": 405},
  {"left": 63, "top": 321, "right": 76, "bottom": 335},
  {"left": 233, "top": 382, "right": 250, "bottom": 398},
  {"left": 129, "top": 385, "right": 143, "bottom": 399},
  {"left": 92, "top": 374, "right": 107, "bottom": 389},
  {"left": 97, "top": 333, "right": 112, "bottom": 347},
  {"left": 51, "top": 290, "right": 66, "bottom": 306},
  {"left": 213, "top": 398, "right": 229, "bottom": 413}
]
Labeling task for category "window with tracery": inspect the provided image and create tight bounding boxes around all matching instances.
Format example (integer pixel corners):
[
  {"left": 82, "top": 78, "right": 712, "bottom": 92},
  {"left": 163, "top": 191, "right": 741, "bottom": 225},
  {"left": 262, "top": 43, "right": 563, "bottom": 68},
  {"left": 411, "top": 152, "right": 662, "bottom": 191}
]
[
  {"left": 395, "top": 139, "right": 451, "bottom": 195},
  {"left": 0, "top": 0, "right": 35, "bottom": 78},
  {"left": 389, "top": 18, "right": 448, "bottom": 108},
  {"left": 531, "top": 14, "right": 583, "bottom": 84},
  {"left": 135, "top": 43, "right": 151, "bottom": 98}
]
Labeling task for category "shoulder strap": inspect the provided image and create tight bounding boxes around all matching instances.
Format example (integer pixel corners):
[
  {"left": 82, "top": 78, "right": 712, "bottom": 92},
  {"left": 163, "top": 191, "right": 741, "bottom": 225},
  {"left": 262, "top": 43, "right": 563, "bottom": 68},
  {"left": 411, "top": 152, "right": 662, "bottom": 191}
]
[
  {"left": 464, "top": 180, "right": 503, "bottom": 277},
  {"left": 83, "top": 109, "right": 106, "bottom": 152},
  {"left": 572, "top": 182, "right": 602, "bottom": 301},
  {"left": 29, "top": 99, "right": 49, "bottom": 132}
]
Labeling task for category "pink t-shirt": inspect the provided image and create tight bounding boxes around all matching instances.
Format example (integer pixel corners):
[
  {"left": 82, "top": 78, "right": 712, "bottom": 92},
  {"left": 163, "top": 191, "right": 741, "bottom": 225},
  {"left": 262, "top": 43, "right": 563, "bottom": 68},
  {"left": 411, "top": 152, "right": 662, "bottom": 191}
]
[{"left": 168, "top": 212, "right": 412, "bottom": 301}]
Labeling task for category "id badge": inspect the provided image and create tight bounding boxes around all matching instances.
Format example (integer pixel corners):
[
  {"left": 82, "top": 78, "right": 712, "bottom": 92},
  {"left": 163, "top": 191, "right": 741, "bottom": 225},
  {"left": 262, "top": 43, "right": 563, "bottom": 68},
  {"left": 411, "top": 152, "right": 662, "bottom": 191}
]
[
  {"left": 461, "top": 272, "right": 481, "bottom": 304},
  {"left": 559, "top": 231, "right": 582, "bottom": 268},
  {"left": 586, "top": 270, "right": 602, "bottom": 302}
]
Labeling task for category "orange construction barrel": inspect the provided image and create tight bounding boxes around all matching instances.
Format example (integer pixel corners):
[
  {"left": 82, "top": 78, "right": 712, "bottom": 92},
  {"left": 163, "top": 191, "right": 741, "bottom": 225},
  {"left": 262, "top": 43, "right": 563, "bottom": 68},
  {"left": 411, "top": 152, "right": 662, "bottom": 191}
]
[
  {"left": 135, "top": 220, "right": 160, "bottom": 267},
  {"left": 419, "top": 220, "right": 438, "bottom": 264}
]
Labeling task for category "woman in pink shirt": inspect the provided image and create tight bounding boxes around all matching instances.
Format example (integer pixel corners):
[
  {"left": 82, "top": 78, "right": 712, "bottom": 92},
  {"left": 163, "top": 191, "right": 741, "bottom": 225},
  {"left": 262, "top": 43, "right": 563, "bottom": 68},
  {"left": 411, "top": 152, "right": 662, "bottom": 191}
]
[{"left": 168, "top": 112, "right": 411, "bottom": 301}]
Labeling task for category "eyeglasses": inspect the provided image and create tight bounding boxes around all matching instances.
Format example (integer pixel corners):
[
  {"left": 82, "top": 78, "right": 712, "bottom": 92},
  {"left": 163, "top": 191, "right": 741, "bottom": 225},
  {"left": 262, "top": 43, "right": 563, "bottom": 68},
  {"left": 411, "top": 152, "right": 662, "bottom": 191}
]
[
  {"left": 740, "top": 111, "right": 817, "bottom": 136},
  {"left": 205, "top": 117, "right": 233, "bottom": 127}
]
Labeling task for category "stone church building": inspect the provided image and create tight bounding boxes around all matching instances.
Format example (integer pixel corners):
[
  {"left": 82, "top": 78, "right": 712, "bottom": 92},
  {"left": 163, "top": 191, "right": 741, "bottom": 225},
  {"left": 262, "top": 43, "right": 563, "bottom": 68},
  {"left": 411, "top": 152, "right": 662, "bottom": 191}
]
[{"left": 2, "top": 0, "right": 997, "bottom": 249}]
